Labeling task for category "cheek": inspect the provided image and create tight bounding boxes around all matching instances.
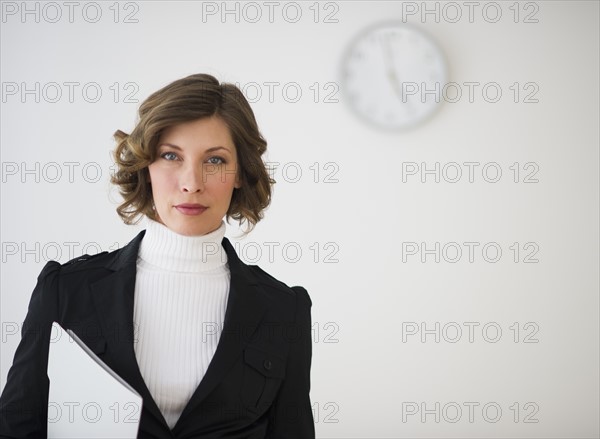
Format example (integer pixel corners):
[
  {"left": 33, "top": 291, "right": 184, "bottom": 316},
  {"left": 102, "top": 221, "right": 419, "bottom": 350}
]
[
  {"left": 206, "top": 168, "right": 238, "bottom": 189},
  {"left": 207, "top": 178, "right": 236, "bottom": 206},
  {"left": 208, "top": 179, "right": 235, "bottom": 194},
  {"left": 148, "top": 167, "right": 174, "bottom": 194}
]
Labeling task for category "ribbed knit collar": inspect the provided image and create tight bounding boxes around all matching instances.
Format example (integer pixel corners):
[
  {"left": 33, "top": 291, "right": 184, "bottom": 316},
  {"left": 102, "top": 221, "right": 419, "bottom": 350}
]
[{"left": 137, "top": 218, "right": 228, "bottom": 273}]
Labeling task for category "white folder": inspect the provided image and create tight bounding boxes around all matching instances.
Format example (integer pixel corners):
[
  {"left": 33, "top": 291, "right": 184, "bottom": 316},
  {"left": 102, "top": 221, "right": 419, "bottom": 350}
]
[{"left": 47, "top": 321, "right": 142, "bottom": 438}]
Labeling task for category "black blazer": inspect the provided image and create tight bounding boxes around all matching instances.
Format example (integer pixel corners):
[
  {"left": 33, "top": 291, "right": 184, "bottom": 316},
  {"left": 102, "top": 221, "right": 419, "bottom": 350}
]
[{"left": 0, "top": 229, "right": 315, "bottom": 438}]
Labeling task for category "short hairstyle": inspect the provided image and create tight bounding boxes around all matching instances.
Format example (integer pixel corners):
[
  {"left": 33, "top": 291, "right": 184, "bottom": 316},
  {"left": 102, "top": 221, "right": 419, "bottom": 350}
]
[{"left": 110, "top": 73, "right": 274, "bottom": 233}]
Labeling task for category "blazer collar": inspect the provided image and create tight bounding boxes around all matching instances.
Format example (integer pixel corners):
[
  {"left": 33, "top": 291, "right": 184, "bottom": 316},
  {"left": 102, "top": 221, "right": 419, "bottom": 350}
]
[{"left": 90, "top": 229, "right": 268, "bottom": 432}]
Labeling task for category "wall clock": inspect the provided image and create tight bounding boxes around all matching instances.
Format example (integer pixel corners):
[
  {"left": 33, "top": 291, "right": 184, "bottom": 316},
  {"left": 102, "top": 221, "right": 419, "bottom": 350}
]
[{"left": 341, "top": 22, "right": 449, "bottom": 131}]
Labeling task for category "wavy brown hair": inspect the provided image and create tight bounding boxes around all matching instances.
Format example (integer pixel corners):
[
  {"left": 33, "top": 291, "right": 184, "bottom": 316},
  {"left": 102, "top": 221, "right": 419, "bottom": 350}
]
[{"left": 110, "top": 73, "right": 274, "bottom": 233}]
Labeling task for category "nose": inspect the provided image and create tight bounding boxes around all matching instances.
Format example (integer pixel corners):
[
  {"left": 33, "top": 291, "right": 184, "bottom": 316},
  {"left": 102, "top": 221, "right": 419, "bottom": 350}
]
[{"left": 180, "top": 164, "right": 204, "bottom": 193}]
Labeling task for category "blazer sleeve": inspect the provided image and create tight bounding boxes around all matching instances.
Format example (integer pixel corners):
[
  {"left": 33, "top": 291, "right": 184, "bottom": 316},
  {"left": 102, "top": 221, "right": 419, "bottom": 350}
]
[
  {"left": 0, "top": 260, "right": 61, "bottom": 438},
  {"left": 265, "top": 286, "right": 315, "bottom": 438}
]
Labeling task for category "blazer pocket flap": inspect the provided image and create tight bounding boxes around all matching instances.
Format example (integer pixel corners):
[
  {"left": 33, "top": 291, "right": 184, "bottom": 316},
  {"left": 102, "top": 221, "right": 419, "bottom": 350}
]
[{"left": 244, "top": 346, "right": 285, "bottom": 379}]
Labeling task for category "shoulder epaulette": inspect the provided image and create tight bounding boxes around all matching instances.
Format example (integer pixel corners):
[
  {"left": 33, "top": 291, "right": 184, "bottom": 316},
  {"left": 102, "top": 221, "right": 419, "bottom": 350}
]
[{"left": 64, "top": 251, "right": 109, "bottom": 265}]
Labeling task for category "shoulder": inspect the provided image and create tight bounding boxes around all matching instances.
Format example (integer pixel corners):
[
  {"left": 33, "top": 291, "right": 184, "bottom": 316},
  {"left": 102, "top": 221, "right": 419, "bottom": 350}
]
[
  {"left": 35, "top": 251, "right": 108, "bottom": 277},
  {"left": 55, "top": 250, "right": 112, "bottom": 274},
  {"left": 223, "top": 235, "right": 311, "bottom": 305},
  {"left": 247, "top": 264, "right": 312, "bottom": 308},
  {"left": 32, "top": 252, "right": 114, "bottom": 294},
  {"left": 41, "top": 229, "right": 145, "bottom": 279},
  {"left": 63, "top": 250, "right": 111, "bottom": 268}
]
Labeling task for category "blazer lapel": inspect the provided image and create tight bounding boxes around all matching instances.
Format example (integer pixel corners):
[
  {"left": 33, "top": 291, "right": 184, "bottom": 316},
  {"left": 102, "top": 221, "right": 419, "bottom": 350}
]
[
  {"left": 89, "top": 230, "right": 268, "bottom": 431},
  {"left": 173, "top": 237, "right": 268, "bottom": 429},
  {"left": 89, "top": 230, "right": 169, "bottom": 429}
]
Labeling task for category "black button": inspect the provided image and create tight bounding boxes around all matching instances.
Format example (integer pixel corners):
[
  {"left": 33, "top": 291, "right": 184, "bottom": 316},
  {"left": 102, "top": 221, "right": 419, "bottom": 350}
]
[{"left": 263, "top": 359, "right": 272, "bottom": 370}]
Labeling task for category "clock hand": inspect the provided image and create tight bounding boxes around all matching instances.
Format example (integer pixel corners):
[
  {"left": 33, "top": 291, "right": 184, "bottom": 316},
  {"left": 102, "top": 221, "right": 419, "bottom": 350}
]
[{"left": 380, "top": 34, "right": 409, "bottom": 105}]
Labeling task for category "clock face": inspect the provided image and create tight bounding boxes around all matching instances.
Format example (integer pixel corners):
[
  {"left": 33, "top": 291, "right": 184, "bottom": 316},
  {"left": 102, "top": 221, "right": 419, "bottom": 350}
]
[{"left": 341, "top": 22, "right": 449, "bottom": 130}]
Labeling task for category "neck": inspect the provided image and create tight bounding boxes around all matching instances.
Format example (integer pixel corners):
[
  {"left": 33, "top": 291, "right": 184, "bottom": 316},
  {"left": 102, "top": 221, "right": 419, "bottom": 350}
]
[{"left": 138, "top": 218, "right": 228, "bottom": 273}]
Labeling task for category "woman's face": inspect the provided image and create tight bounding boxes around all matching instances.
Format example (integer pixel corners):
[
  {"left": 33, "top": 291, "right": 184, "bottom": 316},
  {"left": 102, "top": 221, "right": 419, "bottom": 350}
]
[{"left": 148, "top": 116, "right": 241, "bottom": 236}]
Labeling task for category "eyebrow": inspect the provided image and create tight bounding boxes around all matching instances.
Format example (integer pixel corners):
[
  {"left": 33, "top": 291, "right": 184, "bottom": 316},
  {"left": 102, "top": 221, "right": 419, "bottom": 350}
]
[{"left": 159, "top": 143, "right": 232, "bottom": 154}]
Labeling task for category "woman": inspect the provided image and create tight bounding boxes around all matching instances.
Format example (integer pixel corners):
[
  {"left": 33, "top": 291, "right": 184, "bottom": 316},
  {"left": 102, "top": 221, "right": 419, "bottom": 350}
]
[{"left": 0, "top": 73, "right": 315, "bottom": 438}]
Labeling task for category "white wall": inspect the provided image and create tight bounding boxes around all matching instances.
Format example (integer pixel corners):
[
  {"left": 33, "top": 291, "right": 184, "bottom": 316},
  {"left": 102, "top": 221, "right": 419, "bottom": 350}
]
[{"left": 1, "top": 1, "right": 598, "bottom": 437}]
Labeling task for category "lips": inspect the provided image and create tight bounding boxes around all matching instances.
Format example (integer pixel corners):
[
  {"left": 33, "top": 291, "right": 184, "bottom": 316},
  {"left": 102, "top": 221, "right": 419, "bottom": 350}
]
[{"left": 174, "top": 203, "right": 207, "bottom": 216}]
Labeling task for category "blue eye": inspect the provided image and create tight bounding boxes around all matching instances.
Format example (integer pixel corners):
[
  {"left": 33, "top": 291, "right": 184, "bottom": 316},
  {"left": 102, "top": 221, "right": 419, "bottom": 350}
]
[
  {"left": 207, "top": 156, "right": 226, "bottom": 165},
  {"left": 161, "top": 152, "right": 178, "bottom": 161}
]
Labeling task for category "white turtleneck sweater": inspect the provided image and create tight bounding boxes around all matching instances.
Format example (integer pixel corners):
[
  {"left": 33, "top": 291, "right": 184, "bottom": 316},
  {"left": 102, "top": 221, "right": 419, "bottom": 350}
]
[{"left": 133, "top": 218, "right": 230, "bottom": 429}]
